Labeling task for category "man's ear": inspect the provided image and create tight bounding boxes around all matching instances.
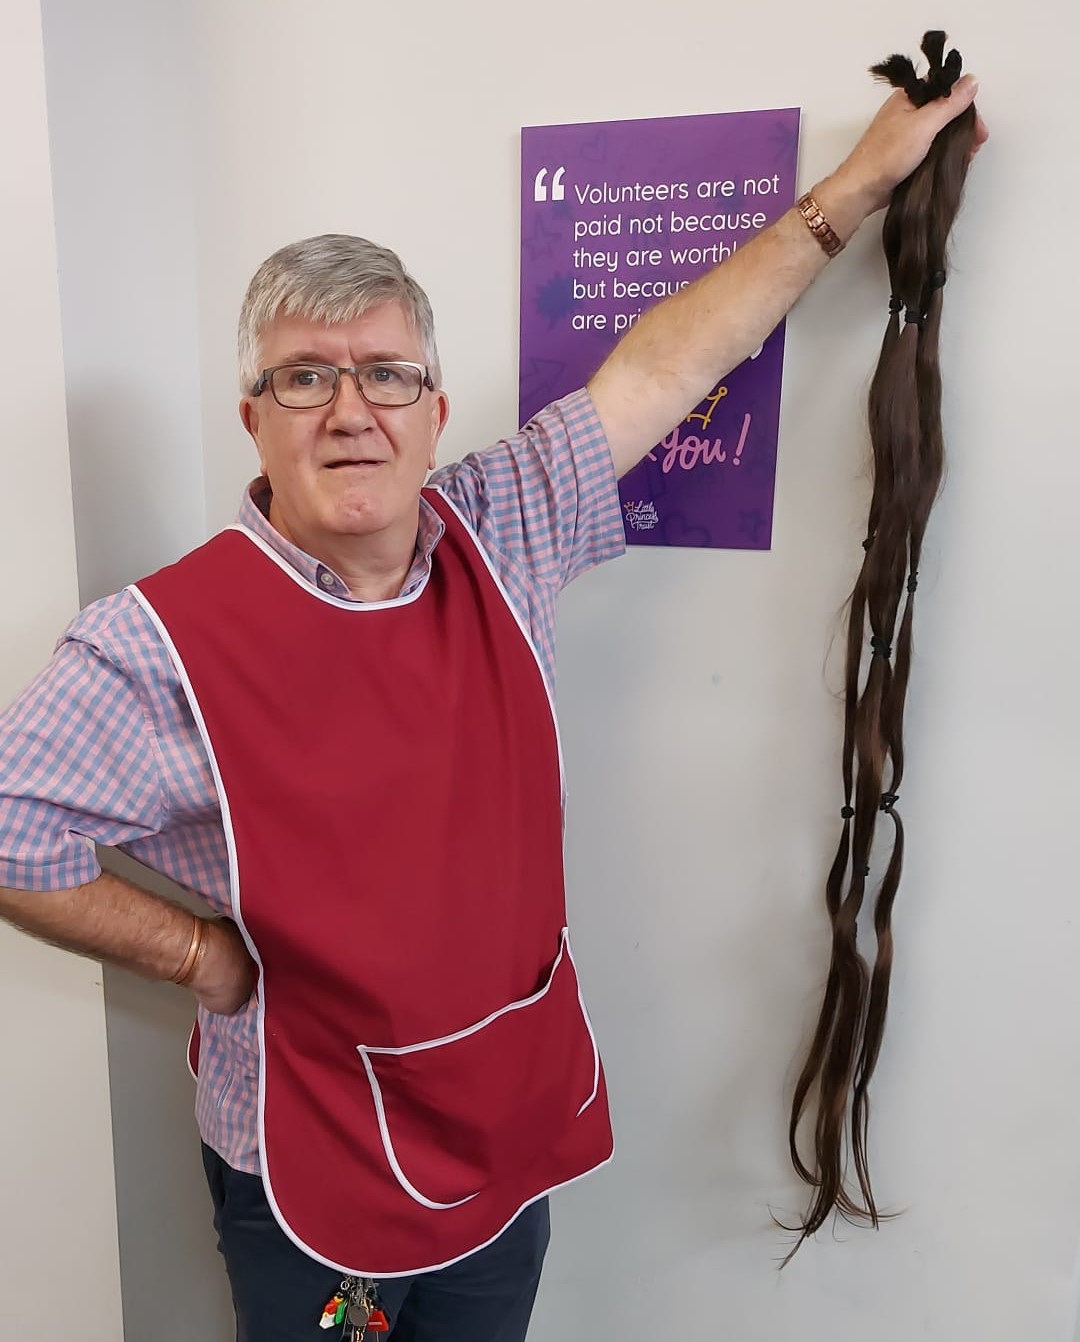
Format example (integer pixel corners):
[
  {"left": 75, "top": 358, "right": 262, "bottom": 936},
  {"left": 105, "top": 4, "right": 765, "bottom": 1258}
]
[
  {"left": 428, "top": 390, "right": 451, "bottom": 471},
  {"left": 240, "top": 398, "right": 267, "bottom": 473}
]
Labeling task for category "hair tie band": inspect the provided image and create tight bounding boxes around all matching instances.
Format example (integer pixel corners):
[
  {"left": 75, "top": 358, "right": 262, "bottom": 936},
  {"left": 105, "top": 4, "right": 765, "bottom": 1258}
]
[
  {"left": 928, "top": 270, "right": 947, "bottom": 290},
  {"left": 888, "top": 296, "right": 903, "bottom": 314},
  {"left": 862, "top": 532, "right": 876, "bottom": 552},
  {"left": 859, "top": 865, "right": 871, "bottom": 878},
  {"left": 880, "top": 792, "right": 899, "bottom": 812},
  {"left": 870, "top": 636, "right": 892, "bottom": 659},
  {"left": 907, "top": 571, "right": 919, "bottom": 593},
  {"left": 841, "top": 805, "right": 855, "bottom": 820},
  {"left": 904, "top": 307, "right": 925, "bottom": 327}
]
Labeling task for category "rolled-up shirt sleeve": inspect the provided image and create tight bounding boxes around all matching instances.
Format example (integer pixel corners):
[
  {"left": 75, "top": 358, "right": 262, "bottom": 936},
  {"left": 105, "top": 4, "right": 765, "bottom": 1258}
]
[
  {"left": 0, "top": 634, "right": 167, "bottom": 891},
  {"left": 434, "top": 388, "right": 626, "bottom": 591}
]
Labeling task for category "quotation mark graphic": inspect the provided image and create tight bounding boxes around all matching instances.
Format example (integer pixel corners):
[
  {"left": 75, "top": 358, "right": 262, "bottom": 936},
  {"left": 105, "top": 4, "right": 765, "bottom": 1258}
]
[{"left": 533, "top": 167, "right": 566, "bottom": 202}]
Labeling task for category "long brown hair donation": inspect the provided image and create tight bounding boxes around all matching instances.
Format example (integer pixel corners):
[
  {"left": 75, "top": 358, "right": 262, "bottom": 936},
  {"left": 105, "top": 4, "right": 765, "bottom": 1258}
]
[{"left": 785, "top": 32, "right": 978, "bottom": 1259}]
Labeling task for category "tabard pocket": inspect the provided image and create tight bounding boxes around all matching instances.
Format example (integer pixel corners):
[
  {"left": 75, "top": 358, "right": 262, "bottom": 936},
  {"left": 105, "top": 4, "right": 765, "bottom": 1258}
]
[{"left": 357, "top": 928, "right": 599, "bottom": 1209}]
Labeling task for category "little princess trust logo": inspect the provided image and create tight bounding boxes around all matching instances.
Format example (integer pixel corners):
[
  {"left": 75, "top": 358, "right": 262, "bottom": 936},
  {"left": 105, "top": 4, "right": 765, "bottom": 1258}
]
[{"left": 623, "top": 500, "right": 659, "bottom": 532}]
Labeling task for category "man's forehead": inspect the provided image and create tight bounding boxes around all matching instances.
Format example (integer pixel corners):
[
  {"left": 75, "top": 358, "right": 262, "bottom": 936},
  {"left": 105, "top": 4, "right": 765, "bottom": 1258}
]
[{"left": 261, "top": 302, "right": 417, "bottom": 354}]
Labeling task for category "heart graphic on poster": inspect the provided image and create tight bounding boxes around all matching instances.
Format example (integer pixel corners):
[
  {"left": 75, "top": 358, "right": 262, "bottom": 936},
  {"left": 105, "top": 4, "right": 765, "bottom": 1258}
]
[{"left": 738, "top": 509, "right": 769, "bottom": 544}]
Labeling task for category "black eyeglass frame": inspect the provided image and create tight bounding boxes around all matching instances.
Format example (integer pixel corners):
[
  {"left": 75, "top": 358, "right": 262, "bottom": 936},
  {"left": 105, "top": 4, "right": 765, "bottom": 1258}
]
[{"left": 251, "top": 360, "right": 436, "bottom": 408}]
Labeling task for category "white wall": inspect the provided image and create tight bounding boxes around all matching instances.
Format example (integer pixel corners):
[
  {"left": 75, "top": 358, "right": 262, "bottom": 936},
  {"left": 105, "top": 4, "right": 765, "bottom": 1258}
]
[
  {"left": 0, "top": 3, "right": 123, "bottom": 1336},
  {"left": 41, "top": 0, "right": 208, "bottom": 604},
  {"left": 38, "top": 3, "right": 232, "bottom": 1339},
  {"left": 29, "top": 0, "right": 1080, "bottom": 1337},
  {"left": 189, "top": 2, "right": 1080, "bottom": 1338}
]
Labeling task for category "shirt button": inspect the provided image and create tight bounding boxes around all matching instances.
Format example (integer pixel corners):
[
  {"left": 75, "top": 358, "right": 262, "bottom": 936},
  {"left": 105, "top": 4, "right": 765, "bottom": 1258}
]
[{"left": 319, "top": 571, "right": 335, "bottom": 588}]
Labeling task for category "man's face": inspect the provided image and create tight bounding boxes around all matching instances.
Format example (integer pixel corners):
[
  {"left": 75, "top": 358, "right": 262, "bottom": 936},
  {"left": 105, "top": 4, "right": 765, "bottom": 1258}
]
[{"left": 240, "top": 303, "right": 450, "bottom": 561}]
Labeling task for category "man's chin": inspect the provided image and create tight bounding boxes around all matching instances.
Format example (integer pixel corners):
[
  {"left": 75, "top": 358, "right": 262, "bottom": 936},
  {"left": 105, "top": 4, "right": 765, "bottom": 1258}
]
[{"left": 326, "top": 503, "right": 402, "bottom": 540}]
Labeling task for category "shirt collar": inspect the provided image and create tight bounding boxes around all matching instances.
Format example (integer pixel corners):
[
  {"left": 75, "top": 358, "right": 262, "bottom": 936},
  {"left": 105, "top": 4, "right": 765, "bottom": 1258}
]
[{"left": 238, "top": 477, "right": 445, "bottom": 602}]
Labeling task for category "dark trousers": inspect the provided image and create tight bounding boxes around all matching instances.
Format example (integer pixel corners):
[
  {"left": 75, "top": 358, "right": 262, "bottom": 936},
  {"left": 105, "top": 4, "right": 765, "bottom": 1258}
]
[{"left": 202, "top": 1144, "right": 550, "bottom": 1342}]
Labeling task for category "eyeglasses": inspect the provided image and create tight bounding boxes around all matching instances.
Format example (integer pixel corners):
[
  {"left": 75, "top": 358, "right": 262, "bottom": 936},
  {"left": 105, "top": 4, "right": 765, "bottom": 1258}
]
[{"left": 252, "top": 361, "right": 434, "bottom": 409}]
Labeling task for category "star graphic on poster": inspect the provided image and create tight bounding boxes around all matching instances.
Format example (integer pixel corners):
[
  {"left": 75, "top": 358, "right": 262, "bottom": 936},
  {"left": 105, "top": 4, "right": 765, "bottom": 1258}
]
[
  {"left": 765, "top": 117, "right": 801, "bottom": 171},
  {"left": 523, "top": 214, "right": 562, "bottom": 261},
  {"left": 534, "top": 274, "right": 576, "bottom": 328}
]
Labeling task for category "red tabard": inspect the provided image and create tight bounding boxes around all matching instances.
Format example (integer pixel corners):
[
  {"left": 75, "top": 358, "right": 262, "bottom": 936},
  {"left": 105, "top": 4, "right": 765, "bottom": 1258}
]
[{"left": 132, "top": 490, "right": 613, "bottom": 1276}]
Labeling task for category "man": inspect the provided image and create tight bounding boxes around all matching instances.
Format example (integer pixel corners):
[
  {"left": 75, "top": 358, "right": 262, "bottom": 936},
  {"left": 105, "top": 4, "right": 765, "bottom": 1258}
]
[{"left": 0, "top": 84, "right": 985, "bottom": 1341}]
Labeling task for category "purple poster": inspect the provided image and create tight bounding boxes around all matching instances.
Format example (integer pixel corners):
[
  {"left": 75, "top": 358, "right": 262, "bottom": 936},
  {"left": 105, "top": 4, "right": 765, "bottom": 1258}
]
[{"left": 520, "top": 109, "right": 801, "bottom": 550}]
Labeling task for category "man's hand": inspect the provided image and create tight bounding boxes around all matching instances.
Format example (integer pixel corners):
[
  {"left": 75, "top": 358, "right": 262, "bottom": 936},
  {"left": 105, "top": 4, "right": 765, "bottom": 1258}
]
[
  {"left": 829, "top": 75, "right": 989, "bottom": 222},
  {"left": 0, "top": 873, "right": 257, "bottom": 1014},
  {"left": 188, "top": 917, "right": 258, "bottom": 1015}
]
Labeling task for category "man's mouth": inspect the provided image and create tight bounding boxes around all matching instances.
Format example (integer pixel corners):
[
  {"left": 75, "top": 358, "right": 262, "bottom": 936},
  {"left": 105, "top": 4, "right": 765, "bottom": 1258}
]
[{"left": 324, "top": 458, "right": 384, "bottom": 469}]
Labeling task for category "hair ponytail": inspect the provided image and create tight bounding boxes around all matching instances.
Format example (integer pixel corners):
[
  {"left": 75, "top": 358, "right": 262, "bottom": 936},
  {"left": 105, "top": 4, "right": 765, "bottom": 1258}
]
[{"left": 785, "top": 32, "right": 978, "bottom": 1259}]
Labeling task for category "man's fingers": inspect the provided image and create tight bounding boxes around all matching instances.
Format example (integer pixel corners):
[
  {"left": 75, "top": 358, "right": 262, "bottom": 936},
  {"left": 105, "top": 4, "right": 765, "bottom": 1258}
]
[
  {"left": 926, "top": 74, "right": 987, "bottom": 163},
  {"left": 965, "top": 107, "right": 990, "bottom": 164},
  {"left": 952, "top": 73, "right": 980, "bottom": 109},
  {"left": 973, "top": 112, "right": 991, "bottom": 148},
  {"left": 930, "top": 73, "right": 979, "bottom": 131}
]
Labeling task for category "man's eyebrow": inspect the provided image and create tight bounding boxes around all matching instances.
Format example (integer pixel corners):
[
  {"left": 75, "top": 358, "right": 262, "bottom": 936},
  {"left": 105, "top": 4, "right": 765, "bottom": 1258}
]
[
  {"left": 273, "top": 350, "right": 335, "bottom": 366},
  {"left": 273, "top": 349, "right": 414, "bottom": 366}
]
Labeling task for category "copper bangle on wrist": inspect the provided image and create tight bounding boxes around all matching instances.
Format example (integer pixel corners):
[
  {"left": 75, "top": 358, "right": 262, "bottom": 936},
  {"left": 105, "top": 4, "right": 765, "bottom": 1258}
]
[
  {"left": 796, "top": 192, "right": 845, "bottom": 259},
  {"left": 171, "top": 916, "right": 206, "bottom": 986}
]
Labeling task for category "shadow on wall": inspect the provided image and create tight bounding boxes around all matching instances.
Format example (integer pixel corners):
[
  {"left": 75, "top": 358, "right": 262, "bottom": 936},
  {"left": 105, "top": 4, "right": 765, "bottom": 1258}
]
[
  {"left": 64, "top": 379, "right": 209, "bottom": 607},
  {"left": 100, "top": 849, "right": 234, "bottom": 1342}
]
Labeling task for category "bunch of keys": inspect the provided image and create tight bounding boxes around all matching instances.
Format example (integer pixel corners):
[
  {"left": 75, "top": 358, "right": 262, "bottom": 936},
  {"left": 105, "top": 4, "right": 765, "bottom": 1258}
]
[{"left": 318, "top": 1276, "right": 389, "bottom": 1339}]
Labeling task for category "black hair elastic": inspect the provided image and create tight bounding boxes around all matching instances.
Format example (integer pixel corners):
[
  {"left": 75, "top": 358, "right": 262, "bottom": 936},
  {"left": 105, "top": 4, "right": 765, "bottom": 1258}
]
[
  {"left": 907, "top": 570, "right": 919, "bottom": 593},
  {"left": 859, "top": 864, "right": 871, "bottom": 878},
  {"left": 841, "top": 806, "right": 855, "bottom": 820},
  {"left": 870, "top": 635, "right": 892, "bottom": 659},
  {"left": 862, "top": 531, "right": 876, "bottom": 552},
  {"left": 880, "top": 792, "right": 900, "bottom": 812},
  {"left": 904, "top": 306, "right": 925, "bottom": 327},
  {"left": 928, "top": 270, "right": 947, "bottom": 291},
  {"left": 888, "top": 296, "right": 903, "bottom": 314}
]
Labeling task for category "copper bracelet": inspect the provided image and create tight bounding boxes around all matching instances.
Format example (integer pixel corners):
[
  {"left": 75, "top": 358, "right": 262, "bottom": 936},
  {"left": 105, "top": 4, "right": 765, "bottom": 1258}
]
[
  {"left": 171, "top": 916, "right": 206, "bottom": 986},
  {"left": 796, "top": 192, "right": 845, "bottom": 259}
]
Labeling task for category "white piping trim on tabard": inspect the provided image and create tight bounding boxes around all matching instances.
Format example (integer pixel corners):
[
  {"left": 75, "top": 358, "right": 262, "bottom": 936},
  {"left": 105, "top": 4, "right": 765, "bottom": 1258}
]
[
  {"left": 131, "top": 580, "right": 345, "bottom": 1269},
  {"left": 127, "top": 586, "right": 247, "bottom": 933},
  {"left": 358, "top": 1050, "right": 479, "bottom": 1211},
  {"left": 185, "top": 1023, "right": 199, "bottom": 1084},
  {"left": 429, "top": 487, "right": 567, "bottom": 800},
  {"left": 127, "top": 583, "right": 288, "bottom": 1253},
  {"left": 224, "top": 524, "right": 431, "bottom": 610},
  {"left": 358, "top": 928, "right": 600, "bottom": 1210},
  {"left": 566, "top": 938, "right": 602, "bottom": 1116},
  {"left": 363, "top": 928, "right": 573, "bottom": 1058}
]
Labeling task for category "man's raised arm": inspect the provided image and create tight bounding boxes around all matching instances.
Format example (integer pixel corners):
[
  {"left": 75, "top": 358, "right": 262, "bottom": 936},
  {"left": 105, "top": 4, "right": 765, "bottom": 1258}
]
[{"left": 588, "top": 80, "right": 986, "bottom": 479}]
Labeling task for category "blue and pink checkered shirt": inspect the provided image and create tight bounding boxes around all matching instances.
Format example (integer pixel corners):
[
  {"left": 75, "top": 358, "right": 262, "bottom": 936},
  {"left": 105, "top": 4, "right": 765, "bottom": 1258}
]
[{"left": 0, "top": 389, "right": 624, "bottom": 1172}]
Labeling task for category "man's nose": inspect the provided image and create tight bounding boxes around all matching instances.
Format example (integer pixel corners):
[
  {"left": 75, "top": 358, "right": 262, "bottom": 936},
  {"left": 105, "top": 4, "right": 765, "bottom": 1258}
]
[{"left": 325, "top": 371, "right": 375, "bottom": 430}]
